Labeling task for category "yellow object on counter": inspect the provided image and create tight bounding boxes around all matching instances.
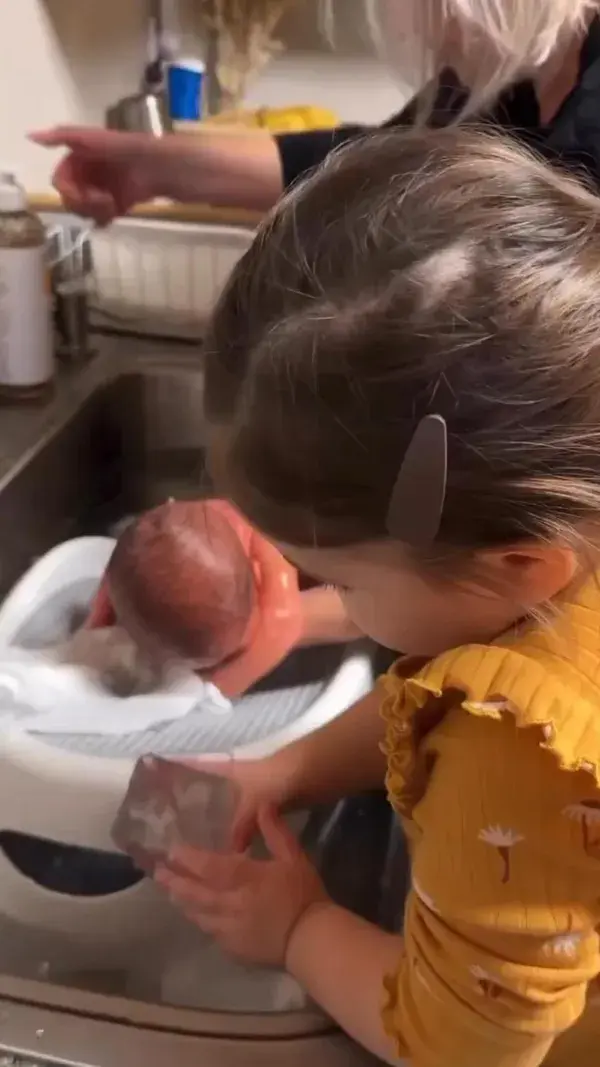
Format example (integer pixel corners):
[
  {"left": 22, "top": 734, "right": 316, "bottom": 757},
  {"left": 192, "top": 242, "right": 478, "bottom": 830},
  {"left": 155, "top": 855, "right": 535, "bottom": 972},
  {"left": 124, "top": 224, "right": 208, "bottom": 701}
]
[{"left": 201, "top": 104, "right": 339, "bottom": 132}]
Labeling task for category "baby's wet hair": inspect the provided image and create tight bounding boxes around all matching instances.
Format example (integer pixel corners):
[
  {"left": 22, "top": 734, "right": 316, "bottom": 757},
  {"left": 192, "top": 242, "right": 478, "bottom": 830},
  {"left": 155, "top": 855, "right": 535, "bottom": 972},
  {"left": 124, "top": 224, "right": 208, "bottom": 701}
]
[
  {"left": 107, "top": 500, "right": 255, "bottom": 668},
  {"left": 204, "top": 126, "right": 600, "bottom": 562}
]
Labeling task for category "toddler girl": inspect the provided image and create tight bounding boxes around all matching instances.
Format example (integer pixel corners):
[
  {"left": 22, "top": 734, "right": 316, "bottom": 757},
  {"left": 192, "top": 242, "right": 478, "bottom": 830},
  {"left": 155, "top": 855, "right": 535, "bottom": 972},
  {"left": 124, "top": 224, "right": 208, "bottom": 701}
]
[{"left": 155, "top": 127, "right": 600, "bottom": 1066}]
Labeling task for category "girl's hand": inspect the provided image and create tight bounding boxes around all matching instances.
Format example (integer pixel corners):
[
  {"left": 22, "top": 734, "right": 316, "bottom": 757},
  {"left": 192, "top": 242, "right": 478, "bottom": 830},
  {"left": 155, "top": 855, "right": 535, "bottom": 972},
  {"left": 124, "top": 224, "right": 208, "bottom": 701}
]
[
  {"left": 155, "top": 805, "right": 329, "bottom": 967},
  {"left": 182, "top": 749, "right": 300, "bottom": 853}
]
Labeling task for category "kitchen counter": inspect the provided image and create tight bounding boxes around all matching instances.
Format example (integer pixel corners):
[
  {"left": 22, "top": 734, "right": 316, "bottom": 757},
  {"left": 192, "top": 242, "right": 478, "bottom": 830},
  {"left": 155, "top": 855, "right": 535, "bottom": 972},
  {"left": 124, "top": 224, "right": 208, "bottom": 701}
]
[{"left": 29, "top": 192, "right": 262, "bottom": 230}]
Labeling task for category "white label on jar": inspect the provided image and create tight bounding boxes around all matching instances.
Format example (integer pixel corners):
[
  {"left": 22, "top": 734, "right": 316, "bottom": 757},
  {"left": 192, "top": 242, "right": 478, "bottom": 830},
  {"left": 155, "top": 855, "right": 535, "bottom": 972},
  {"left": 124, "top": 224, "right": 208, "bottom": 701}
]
[{"left": 0, "top": 246, "right": 53, "bottom": 386}]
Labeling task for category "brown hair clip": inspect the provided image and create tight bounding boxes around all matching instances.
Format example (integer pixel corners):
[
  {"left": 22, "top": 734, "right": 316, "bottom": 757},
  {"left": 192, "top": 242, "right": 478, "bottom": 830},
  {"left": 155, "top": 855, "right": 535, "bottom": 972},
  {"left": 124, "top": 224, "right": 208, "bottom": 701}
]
[{"left": 385, "top": 414, "right": 448, "bottom": 546}]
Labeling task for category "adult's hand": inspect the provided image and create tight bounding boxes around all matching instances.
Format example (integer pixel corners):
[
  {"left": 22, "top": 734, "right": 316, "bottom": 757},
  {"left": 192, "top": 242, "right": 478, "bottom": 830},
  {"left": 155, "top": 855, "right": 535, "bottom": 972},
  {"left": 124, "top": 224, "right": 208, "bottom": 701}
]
[
  {"left": 29, "top": 127, "right": 170, "bottom": 225},
  {"left": 30, "top": 123, "right": 284, "bottom": 222}
]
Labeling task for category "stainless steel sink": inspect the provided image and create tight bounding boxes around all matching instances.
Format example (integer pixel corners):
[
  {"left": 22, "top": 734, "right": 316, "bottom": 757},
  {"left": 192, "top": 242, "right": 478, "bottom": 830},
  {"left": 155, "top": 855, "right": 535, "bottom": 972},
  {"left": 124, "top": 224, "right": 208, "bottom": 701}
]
[
  {"left": 0, "top": 339, "right": 402, "bottom": 1067},
  {"left": 0, "top": 348, "right": 377, "bottom": 758},
  {"left": 0, "top": 356, "right": 207, "bottom": 599}
]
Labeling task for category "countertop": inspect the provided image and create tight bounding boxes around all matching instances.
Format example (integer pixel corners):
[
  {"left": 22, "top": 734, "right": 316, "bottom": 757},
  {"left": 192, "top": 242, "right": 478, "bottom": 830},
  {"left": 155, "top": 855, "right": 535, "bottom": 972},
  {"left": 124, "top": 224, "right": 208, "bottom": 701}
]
[{"left": 29, "top": 193, "right": 262, "bottom": 230}]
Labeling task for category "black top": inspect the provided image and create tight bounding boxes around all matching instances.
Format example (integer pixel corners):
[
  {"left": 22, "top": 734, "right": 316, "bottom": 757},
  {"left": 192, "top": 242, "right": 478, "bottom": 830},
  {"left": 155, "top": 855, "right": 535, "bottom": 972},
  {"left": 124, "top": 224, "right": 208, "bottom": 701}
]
[{"left": 277, "top": 19, "right": 600, "bottom": 189}]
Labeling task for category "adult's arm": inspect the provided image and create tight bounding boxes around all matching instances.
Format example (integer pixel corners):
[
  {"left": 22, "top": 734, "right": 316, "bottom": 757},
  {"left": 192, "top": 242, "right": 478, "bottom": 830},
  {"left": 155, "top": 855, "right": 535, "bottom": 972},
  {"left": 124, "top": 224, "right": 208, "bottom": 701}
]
[
  {"left": 275, "top": 70, "right": 466, "bottom": 189},
  {"left": 163, "top": 129, "right": 285, "bottom": 211},
  {"left": 276, "top": 124, "right": 372, "bottom": 189},
  {"left": 166, "top": 68, "right": 463, "bottom": 206},
  {"left": 31, "top": 126, "right": 287, "bottom": 217},
  {"left": 32, "top": 74, "right": 460, "bottom": 222}
]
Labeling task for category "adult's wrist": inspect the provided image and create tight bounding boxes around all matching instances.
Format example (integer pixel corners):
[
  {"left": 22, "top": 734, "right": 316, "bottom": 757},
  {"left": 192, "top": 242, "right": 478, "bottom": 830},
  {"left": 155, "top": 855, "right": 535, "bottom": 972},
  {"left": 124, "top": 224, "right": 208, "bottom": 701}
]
[
  {"left": 151, "top": 129, "right": 284, "bottom": 212},
  {"left": 147, "top": 135, "right": 198, "bottom": 201}
]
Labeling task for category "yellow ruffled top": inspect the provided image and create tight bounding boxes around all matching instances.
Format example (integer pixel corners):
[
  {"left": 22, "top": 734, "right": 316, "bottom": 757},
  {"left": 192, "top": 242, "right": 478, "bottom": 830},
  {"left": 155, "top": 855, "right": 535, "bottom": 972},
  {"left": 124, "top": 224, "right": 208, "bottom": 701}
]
[{"left": 379, "top": 571, "right": 600, "bottom": 1067}]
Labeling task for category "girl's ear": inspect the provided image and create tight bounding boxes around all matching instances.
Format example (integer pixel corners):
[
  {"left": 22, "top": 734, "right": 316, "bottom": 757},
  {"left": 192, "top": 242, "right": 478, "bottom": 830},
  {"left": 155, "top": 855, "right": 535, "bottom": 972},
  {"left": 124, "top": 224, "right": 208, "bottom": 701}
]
[{"left": 476, "top": 544, "right": 579, "bottom": 605}]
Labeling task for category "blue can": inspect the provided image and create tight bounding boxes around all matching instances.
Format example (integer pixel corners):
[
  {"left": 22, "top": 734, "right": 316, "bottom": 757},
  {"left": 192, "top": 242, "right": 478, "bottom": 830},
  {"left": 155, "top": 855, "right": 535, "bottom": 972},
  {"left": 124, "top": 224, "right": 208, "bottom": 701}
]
[{"left": 168, "top": 58, "right": 205, "bottom": 121}]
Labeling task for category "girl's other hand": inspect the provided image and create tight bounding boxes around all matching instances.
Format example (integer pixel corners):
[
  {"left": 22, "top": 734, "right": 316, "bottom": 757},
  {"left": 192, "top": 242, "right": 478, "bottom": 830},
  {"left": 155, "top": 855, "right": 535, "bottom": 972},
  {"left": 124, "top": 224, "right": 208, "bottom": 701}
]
[{"left": 155, "top": 804, "right": 329, "bottom": 967}]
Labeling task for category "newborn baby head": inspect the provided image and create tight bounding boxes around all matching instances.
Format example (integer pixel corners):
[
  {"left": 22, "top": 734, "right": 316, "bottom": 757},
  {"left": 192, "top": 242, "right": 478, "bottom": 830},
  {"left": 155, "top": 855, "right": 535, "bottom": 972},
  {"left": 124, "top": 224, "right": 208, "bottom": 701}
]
[{"left": 107, "top": 500, "right": 256, "bottom": 671}]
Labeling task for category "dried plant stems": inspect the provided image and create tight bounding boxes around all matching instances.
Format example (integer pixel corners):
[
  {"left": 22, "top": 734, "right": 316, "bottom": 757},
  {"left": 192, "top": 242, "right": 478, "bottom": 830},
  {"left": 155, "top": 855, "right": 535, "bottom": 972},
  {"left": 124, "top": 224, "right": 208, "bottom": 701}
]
[{"left": 195, "top": 0, "right": 295, "bottom": 113}]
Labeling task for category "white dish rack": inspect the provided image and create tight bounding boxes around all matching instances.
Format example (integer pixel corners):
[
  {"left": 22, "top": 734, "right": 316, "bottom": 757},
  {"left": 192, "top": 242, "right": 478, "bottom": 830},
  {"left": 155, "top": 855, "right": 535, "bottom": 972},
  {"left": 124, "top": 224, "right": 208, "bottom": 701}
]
[{"left": 41, "top": 209, "right": 256, "bottom": 340}]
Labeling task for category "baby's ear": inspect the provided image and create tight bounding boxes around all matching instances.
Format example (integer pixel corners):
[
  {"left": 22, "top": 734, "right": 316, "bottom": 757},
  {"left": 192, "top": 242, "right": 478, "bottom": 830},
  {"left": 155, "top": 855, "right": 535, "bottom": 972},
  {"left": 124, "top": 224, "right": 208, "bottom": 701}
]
[
  {"left": 476, "top": 543, "right": 578, "bottom": 605},
  {"left": 84, "top": 575, "right": 116, "bottom": 628}
]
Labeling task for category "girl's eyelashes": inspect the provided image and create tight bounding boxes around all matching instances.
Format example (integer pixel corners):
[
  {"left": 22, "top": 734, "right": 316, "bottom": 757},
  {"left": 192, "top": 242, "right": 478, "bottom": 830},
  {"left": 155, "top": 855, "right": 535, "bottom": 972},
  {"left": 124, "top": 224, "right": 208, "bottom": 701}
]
[{"left": 326, "top": 582, "right": 350, "bottom": 593}]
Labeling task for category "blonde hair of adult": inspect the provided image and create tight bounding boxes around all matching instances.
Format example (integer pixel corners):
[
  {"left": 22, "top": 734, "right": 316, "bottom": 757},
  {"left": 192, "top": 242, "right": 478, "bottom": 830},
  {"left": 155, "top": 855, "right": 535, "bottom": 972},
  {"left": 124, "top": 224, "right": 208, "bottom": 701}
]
[{"left": 325, "top": 0, "right": 600, "bottom": 111}]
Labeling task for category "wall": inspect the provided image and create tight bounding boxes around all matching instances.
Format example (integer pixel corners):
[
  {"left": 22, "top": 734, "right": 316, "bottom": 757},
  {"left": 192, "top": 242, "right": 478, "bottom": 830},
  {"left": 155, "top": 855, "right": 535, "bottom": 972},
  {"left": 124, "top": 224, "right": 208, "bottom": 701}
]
[
  {"left": 2, "top": 0, "right": 82, "bottom": 191},
  {"left": 3, "top": 0, "right": 413, "bottom": 192}
]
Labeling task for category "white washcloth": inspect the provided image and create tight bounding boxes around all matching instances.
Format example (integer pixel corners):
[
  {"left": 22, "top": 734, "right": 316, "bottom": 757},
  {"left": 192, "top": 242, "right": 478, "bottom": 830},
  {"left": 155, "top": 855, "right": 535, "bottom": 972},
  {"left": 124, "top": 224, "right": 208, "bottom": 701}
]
[{"left": 0, "top": 645, "right": 230, "bottom": 737}]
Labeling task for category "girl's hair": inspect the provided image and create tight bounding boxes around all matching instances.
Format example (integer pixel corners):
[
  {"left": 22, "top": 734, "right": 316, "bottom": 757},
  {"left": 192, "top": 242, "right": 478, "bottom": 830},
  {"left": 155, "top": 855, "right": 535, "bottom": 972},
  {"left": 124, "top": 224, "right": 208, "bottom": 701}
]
[
  {"left": 323, "top": 0, "right": 599, "bottom": 113},
  {"left": 204, "top": 127, "right": 600, "bottom": 556}
]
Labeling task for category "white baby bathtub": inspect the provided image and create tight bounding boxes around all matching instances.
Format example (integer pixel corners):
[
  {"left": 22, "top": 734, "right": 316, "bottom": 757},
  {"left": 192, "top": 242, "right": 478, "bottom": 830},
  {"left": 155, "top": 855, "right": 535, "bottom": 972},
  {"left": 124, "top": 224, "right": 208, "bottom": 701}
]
[{"left": 0, "top": 537, "right": 373, "bottom": 991}]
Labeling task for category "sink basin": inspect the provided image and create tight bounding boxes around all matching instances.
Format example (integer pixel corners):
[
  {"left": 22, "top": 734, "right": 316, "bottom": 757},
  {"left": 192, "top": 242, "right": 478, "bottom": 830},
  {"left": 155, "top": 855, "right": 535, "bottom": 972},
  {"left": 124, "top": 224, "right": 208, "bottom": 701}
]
[
  {"left": 0, "top": 359, "right": 375, "bottom": 760},
  {"left": 0, "top": 362, "right": 208, "bottom": 596},
  {"left": 0, "top": 347, "right": 401, "bottom": 1066}
]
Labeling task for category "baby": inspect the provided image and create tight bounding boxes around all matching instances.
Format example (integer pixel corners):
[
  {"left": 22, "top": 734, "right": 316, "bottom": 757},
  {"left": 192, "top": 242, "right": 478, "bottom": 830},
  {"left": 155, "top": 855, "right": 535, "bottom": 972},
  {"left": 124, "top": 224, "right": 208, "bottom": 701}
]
[{"left": 59, "top": 500, "right": 258, "bottom": 696}]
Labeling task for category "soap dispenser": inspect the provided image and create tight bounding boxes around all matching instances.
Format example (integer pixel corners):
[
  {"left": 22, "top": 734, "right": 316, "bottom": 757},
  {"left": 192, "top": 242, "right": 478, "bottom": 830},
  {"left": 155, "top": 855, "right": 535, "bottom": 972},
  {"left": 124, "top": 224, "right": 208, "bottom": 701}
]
[{"left": 0, "top": 171, "right": 53, "bottom": 400}]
